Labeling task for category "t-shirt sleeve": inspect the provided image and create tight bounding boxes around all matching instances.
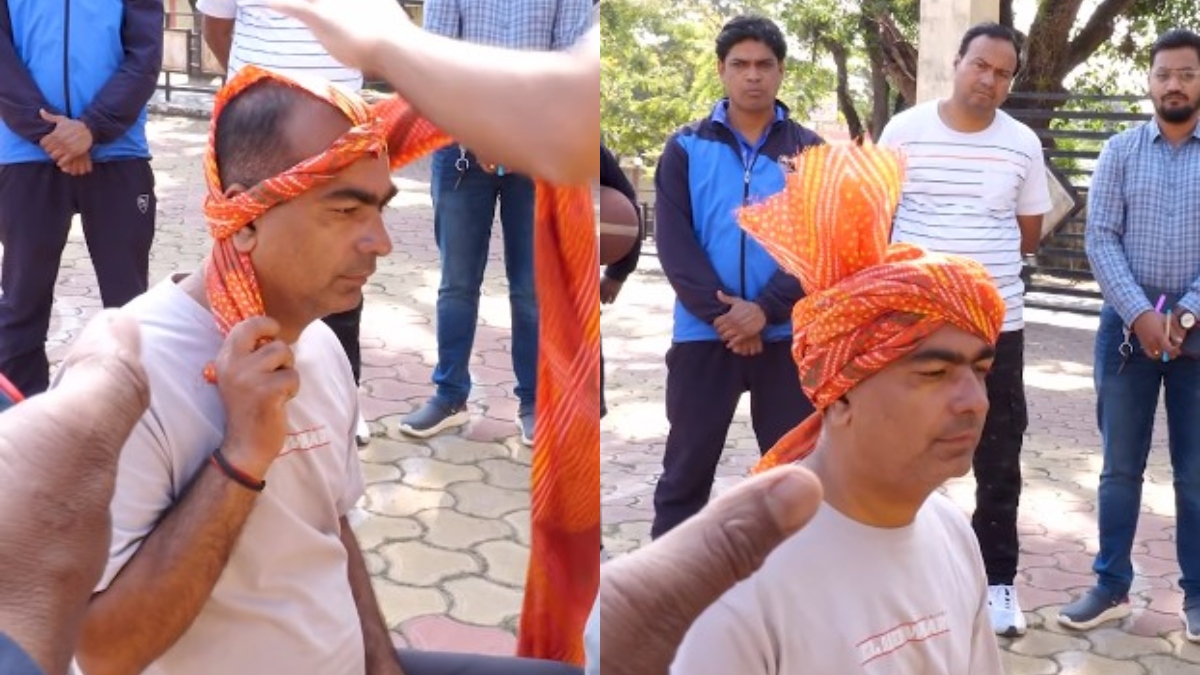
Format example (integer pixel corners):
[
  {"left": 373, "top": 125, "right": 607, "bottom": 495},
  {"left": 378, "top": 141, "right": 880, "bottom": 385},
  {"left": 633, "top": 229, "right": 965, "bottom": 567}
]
[
  {"left": 96, "top": 411, "right": 177, "bottom": 592},
  {"left": 670, "top": 594, "right": 773, "bottom": 675},
  {"left": 931, "top": 494, "right": 1005, "bottom": 675},
  {"left": 195, "top": 0, "right": 236, "bottom": 19},
  {"left": 1017, "top": 129, "right": 1053, "bottom": 215},
  {"left": 968, "top": 584, "right": 1005, "bottom": 675},
  {"left": 0, "top": 633, "right": 43, "bottom": 675},
  {"left": 337, "top": 403, "right": 366, "bottom": 516}
]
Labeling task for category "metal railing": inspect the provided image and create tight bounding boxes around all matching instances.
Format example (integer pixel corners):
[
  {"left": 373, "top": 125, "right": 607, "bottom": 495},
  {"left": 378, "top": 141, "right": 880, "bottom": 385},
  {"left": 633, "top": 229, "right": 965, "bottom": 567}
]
[{"left": 1002, "top": 91, "right": 1152, "bottom": 300}]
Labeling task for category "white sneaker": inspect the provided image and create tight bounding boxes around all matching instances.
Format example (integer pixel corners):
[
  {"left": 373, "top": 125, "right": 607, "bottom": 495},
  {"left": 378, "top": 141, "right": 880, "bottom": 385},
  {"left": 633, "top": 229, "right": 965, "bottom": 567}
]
[
  {"left": 355, "top": 413, "right": 371, "bottom": 447},
  {"left": 988, "top": 584, "right": 1027, "bottom": 637}
]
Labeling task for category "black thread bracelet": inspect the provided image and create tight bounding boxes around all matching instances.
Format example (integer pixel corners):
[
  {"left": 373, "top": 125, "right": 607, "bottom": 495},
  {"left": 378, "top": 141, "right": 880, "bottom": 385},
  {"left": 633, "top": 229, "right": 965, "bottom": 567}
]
[{"left": 210, "top": 448, "right": 266, "bottom": 492}]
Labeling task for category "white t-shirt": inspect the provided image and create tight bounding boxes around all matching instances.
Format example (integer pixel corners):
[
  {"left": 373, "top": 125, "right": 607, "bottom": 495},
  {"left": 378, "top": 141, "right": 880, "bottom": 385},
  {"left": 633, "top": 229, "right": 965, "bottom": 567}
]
[
  {"left": 197, "top": 0, "right": 363, "bottom": 89},
  {"left": 878, "top": 100, "right": 1052, "bottom": 331},
  {"left": 80, "top": 278, "right": 366, "bottom": 675},
  {"left": 670, "top": 493, "right": 1003, "bottom": 675}
]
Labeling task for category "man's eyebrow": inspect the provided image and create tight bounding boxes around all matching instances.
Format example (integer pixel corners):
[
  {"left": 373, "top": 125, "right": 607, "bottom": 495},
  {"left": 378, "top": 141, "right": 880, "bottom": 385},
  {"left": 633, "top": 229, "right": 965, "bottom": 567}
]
[
  {"left": 320, "top": 186, "right": 399, "bottom": 207},
  {"left": 975, "top": 57, "right": 1012, "bottom": 74},
  {"left": 904, "top": 346, "right": 997, "bottom": 366}
]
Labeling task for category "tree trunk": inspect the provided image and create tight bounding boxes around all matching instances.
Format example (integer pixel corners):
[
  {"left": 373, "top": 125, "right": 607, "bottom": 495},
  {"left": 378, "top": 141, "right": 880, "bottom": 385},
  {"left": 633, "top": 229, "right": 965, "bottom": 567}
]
[
  {"left": 874, "top": 13, "right": 917, "bottom": 107},
  {"left": 999, "top": 0, "right": 1014, "bottom": 28},
  {"left": 1008, "top": 0, "right": 1137, "bottom": 131},
  {"left": 1014, "top": 0, "right": 1081, "bottom": 93},
  {"left": 868, "top": 51, "right": 891, "bottom": 137},
  {"left": 857, "top": 14, "right": 893, "bottom": 138},
  {"left": 823, "top": 38, "right": 864, "bottom": 139}
]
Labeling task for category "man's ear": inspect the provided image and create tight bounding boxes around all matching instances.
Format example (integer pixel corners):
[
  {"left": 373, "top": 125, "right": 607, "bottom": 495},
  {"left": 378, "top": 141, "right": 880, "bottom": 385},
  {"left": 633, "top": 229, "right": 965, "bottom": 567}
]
[
  {"left": 223, "top": 182, "right": 248, "bottom": 200},
  {"left": 826, "top": 395, "right": 851, "bottom": 428},
  {"left": 222, "top": 183, "right": 258, "bottom": 254},
  {"left": 231, "top": 222, "right": 258, "bottom": 254}
]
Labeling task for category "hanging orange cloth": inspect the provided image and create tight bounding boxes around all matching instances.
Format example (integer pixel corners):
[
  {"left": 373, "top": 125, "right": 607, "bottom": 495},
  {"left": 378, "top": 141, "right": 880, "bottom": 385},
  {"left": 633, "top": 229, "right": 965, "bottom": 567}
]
[
  {"left": 202, "top": 67, "right": 598, "bottom": 664},
  {"left": 516, "top": 184, "right": 600, "bottom": 665},
  {"left": 737, "top": 142, "right": 1005, "bottom": 474}
]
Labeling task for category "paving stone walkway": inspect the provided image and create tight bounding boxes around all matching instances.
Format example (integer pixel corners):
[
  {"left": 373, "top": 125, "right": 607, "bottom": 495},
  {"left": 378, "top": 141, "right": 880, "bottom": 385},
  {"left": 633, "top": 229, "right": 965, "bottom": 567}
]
[{"left": 25, "top": 114, "right": 1200, "bottom": 672}]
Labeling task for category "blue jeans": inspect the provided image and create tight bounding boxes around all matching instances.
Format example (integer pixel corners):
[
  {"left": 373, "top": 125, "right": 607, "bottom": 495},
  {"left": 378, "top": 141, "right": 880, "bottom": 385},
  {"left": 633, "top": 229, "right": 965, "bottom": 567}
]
[
  {"left": 430, "top": 145, "right": 537, "bottom": 412},
  {"left": 1093, "top": 306, "right": 1200, "bottom": 609}
]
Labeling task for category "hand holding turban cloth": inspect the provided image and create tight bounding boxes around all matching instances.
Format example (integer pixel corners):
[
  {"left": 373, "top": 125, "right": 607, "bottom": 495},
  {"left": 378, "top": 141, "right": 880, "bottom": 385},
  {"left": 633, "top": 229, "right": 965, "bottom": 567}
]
[
  {"left": 737, "top": 142, "right": 1005, "bottom": 475},
  {"left": 201, "top": 67, "right": 599, "bottom": 665}
]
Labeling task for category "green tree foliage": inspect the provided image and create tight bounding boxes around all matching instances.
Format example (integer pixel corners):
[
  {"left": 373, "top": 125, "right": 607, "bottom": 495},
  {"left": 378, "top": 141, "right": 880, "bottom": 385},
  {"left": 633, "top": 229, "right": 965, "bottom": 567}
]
[
  {"left": 602, "top": 0, "right": 1200, "bottom": 161},
  {"left": 601, "top": 0, "right": 833, "bottom": 161}
]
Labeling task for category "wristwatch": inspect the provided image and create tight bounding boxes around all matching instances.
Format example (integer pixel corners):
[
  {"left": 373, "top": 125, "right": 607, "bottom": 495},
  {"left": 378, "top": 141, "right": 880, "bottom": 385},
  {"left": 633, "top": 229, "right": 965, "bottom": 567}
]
[{"left": 1181, "top": 311, "right": 1196, "bottom": 330}]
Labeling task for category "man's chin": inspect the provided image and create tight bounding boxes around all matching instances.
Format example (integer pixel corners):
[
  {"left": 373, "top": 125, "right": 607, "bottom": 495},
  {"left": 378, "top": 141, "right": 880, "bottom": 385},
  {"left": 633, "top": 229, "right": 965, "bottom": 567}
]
[
  {"left": 321, "top": 286, "right": 364, "bottom": 317},
  {"left": 933, "top": 438, "right": 978, "bottom": 475},
  {"left": 1159, "top": 103, "right": 1197, "bottom": 124},
  {"left": 947, "top": 455, "right": 974, "bottom": 478}
]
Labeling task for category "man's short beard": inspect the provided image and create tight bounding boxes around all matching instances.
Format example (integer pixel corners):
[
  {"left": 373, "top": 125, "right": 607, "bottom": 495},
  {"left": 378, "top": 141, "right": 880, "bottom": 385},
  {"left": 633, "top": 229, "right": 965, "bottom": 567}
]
[{"left": 1157, "top": 100, "right": 1197, "bottom": 124}]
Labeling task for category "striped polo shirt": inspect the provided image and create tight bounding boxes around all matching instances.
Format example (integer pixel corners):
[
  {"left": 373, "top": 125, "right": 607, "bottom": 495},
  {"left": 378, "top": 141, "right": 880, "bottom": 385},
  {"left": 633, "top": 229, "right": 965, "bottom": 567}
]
[
  {"left": 878, "top": 100, "right": 1052, "bottom": 332},
  {"left": 197, "top": 0, "right": 363, "bottom": 90}
]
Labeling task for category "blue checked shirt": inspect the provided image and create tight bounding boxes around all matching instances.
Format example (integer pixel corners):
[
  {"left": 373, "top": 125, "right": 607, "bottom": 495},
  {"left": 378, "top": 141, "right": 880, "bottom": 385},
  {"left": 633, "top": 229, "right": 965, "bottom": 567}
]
[
  {"left": 422, "top": 0, "right": 593, "bottom": 51},
  {"left": 1086, "top": 120, "right": 1200, "bottom": 326}
]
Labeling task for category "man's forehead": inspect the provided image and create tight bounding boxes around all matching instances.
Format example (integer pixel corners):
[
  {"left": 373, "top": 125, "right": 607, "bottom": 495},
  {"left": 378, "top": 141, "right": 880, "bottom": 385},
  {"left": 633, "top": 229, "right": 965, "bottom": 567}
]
[
  {"left": 963, "top": 36, "right": 1017, "bottom": 67},
  {"left": 1153, "top": 47, "right": 1200, "bottom": 69},
  {"left": 726, "top": 40, "right": 775, "bottom": 61},
  {"left": 313, "top": 154, "right": 396, "bottom": 201},
  {"left": 904, "top": 327, "right": 995, "bottom": 362}
]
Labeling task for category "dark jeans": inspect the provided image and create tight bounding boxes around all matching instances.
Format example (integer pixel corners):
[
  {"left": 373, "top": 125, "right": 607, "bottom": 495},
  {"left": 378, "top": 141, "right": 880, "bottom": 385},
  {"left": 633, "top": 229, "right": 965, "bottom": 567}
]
[
  {"left": 323, "top": 299, "right": 364, "bottom": 384},
  {"left": 396, "top": 649, "right": 580, "bottom": 675},
  {"left": 429, "top": 145, "right": 537, "bottom": 413},
  {"left": 0, "top": 160, "right": 156, "bottom": 395},
  {"left": 972, "top": 329, "right": 1028, "bottom": 586},
  {"left": 1092, "top": 306, "right": 1200, "bottom": 608},
  {"left": 651, "top": 340, "right": 814, "bottom": 538}
]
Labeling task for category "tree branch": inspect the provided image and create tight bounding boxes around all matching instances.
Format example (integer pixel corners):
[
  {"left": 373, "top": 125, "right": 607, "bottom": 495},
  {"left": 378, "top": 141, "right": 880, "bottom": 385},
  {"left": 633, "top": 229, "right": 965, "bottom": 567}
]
[
  {"left": 874, "top": 14, "right": 917, "bottom": 106},
  {"left": 1063, "top": 0, "right": 1139, "bottom": 77}
]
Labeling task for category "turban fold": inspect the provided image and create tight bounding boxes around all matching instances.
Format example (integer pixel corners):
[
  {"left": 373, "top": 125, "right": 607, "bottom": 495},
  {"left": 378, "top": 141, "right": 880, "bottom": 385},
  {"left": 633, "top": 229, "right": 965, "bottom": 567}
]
[
  {"left": 738, "top": 142, "right": 1004, "bottom": 474},
  {"left": 201, "top": 67, "right": 598, "bottom": 665}
]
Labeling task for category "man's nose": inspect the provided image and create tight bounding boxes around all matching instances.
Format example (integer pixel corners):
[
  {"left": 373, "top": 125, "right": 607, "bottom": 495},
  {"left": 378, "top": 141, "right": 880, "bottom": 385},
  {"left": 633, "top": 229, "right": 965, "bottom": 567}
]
[
  {"left": 364, "top": 212, "right": 393, "bottom": 257},
  {"left": 951, "top": 369, "right": 990, "bottom": 418}
]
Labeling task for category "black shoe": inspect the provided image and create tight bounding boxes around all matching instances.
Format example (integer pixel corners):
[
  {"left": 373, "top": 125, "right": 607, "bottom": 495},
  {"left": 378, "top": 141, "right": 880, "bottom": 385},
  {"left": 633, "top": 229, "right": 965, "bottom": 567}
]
[
  {"left": 1058, "top": 588, "right": 1131, "bottom": 630},
  {"left": 398, "top": 400, "right": 469, "bottom": 439}
]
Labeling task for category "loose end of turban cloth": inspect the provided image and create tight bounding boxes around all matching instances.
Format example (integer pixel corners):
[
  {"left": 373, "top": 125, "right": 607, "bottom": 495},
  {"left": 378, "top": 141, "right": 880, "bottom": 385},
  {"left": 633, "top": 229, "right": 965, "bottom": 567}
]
[
  {"left": 516, "top": 184, "right": 600, "bottom": 666},
  {"left": 200, "top": 66, "right": 451, "bottom": 381},
  {"left": 738, "top": 141, "right": 1005, "bottom": 474}
]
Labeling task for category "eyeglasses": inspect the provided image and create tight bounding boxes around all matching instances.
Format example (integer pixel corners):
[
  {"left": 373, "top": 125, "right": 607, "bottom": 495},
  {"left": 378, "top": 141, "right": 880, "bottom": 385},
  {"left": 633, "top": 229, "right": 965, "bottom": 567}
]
[{"left": 1152, "top": 68, "right": 1200, "bottom": 84}]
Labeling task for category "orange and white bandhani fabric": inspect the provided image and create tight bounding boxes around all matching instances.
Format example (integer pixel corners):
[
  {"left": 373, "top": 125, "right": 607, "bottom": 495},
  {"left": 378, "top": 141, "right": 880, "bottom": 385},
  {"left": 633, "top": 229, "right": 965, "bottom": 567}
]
[
  {"left": 517, "top": 184, "right": 600, "bottom": 665},
  {"left": 738, "top": 142, "right": 1005, "bottom": 474},
  {"left": 202, "top": 67, "right": 598, "bottom": 665}
]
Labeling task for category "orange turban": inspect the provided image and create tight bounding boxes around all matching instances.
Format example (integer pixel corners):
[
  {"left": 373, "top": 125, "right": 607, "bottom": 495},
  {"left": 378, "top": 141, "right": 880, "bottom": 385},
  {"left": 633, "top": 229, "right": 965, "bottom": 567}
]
[
  {"left": 739, "top": 142, "right": 1005, "bottom": 474},
  {"left": 202, "top": 66, "right": 450, "bottom": 343},
  {"left": 201, "top": 67, "right": 598, "bottom": 665}
]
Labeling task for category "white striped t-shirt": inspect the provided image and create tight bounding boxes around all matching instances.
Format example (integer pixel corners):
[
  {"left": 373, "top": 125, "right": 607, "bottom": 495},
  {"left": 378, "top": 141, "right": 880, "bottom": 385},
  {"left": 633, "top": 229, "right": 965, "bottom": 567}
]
[
  {"left": 878, "top": 100, "right": 1051, "bottom": 331},
  {"left": 197, "top": 0, "right": 363, "bottom": 90}
]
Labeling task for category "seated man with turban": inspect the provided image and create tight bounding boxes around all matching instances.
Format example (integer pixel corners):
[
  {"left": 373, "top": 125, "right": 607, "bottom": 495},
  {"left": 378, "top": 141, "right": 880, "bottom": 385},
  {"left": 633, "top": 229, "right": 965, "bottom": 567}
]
[
  {"left": 669, "top": 142, "right": 1006, "bottom": 674},
  {"left": 66, "top": 67, "right": 583, "bottom": 675}
]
